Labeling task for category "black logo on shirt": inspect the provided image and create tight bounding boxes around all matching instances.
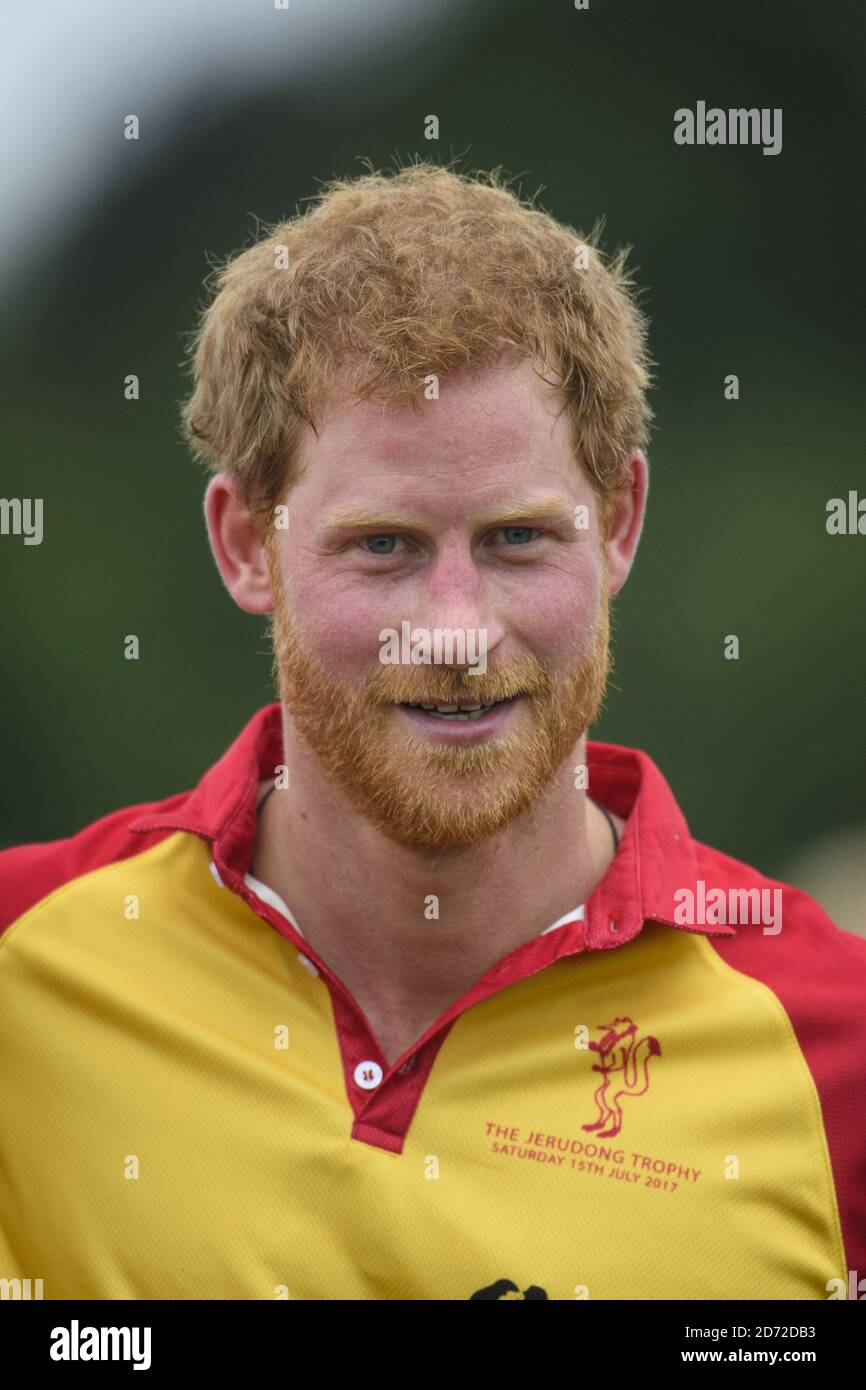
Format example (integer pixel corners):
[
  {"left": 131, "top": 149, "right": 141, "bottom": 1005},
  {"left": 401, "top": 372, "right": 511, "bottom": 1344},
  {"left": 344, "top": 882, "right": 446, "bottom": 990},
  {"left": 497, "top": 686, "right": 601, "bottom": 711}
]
[{"left": 469, "top": 1278, "right": 548, "bottom": 1300}]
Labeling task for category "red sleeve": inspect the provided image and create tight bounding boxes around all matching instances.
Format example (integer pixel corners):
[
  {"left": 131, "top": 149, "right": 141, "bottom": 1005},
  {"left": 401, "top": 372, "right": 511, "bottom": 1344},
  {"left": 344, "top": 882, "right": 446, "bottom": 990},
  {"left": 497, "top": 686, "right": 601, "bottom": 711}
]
[{"left": 703, "top": 844, "right": 866, "bottom": 1276}]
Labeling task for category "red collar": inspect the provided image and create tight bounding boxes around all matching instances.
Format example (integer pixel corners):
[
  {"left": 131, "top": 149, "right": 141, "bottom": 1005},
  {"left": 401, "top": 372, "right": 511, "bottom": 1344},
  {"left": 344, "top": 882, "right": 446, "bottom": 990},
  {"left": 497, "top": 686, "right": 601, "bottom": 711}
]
[{"left": 129, "top": 701, "right": 735, "bottom": 949}]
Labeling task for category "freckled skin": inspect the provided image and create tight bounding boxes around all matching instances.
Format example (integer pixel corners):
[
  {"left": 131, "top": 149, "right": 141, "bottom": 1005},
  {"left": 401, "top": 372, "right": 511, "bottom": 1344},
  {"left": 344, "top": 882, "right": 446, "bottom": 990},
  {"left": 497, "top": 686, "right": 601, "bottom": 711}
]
[
  {"left": 264, "top": 358, "right": 614, "bottom": 847},
  {"left": 282, "top": 361, "right": 604, "bottom": 686}
]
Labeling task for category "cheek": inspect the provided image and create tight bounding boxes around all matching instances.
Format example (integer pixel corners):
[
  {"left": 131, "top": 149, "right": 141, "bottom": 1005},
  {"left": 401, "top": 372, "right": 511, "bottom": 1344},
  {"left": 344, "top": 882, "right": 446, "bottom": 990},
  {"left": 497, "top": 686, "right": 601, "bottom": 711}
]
[
  {"left": 508, "top": 556, "right": 603, "bottom": 660},
  {"left": 284, "top": 569, "right": 384, "bottom": 675},
  {"left": 281, "top": 546, "right": 605, "bottom": 674}
]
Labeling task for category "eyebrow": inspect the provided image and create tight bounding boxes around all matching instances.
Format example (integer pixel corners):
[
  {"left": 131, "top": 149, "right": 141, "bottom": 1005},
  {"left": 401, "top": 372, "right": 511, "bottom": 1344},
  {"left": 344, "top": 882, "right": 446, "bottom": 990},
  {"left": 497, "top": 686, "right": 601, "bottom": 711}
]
[{"left": 322, "top": 496, "right": 578, "bottom": 532}]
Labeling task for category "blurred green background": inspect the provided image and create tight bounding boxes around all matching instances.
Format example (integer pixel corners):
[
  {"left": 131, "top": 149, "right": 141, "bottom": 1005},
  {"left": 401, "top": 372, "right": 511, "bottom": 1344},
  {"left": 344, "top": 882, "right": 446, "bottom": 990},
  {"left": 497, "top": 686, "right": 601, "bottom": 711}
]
[{"left": 2, "top": 0, "right": 864, "bottom": 908}]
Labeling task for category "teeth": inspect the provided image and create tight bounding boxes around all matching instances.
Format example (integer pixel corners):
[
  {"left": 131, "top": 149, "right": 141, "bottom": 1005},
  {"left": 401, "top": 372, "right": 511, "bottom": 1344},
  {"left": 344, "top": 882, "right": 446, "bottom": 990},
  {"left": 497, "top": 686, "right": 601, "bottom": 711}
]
[
  {"left": 402, "top": 699, "right": 501, "bottom": 721},
  {"left": 398, "top": 695, "right": 522, "bottom": 722},
  {"left": 410, "top": 701, "right": 495, "bottom": 711},
  {"left": 425, "top": 707, "right": 493, "bottom": 721}
]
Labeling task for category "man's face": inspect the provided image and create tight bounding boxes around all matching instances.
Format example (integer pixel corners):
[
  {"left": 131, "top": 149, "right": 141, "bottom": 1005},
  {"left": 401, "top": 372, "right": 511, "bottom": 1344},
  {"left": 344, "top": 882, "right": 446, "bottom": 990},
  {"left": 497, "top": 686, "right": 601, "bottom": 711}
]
[{"left": 267, "top": 356, "right": 611, "bottom": 849}]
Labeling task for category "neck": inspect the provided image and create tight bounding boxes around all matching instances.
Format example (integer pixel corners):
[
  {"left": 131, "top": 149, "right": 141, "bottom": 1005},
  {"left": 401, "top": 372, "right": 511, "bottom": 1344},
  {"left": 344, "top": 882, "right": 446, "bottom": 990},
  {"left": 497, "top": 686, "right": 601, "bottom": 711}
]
[{"left": 250, "top": 709, "right": 622, "bottom": 1064}]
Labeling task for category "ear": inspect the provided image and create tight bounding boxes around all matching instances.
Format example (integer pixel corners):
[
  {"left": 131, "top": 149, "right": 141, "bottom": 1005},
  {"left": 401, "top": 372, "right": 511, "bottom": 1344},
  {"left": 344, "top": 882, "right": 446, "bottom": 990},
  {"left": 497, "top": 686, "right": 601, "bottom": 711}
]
[
  {"left": 203, "top": 474, "right": 274, "bottom": 614},
  {"left": 605, "top": 448, "right": 649, "bottom": 596}
]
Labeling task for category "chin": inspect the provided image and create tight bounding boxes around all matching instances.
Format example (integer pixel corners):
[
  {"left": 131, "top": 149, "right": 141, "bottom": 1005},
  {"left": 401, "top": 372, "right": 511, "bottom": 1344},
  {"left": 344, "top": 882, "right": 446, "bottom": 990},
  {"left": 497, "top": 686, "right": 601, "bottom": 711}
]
[{"left": 364, "top": 780, "right": 546, "bottom": 850}]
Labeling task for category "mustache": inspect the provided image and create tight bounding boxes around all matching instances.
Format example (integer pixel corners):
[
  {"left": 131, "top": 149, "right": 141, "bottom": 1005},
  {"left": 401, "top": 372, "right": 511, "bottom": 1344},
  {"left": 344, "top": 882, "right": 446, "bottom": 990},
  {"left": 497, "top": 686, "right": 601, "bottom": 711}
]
[
  {"left": 387, "top": 688, "right": 528, "bottom": 705},
  {"left": 368, "top": 668, "right": 550, "bottom": 707}
]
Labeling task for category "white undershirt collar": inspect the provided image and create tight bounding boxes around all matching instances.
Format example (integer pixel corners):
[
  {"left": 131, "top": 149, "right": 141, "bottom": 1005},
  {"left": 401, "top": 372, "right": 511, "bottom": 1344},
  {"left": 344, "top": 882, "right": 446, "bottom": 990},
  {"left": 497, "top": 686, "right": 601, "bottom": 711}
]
[{"left": 239, "top": 867, "right": 584, "bottom": 938}]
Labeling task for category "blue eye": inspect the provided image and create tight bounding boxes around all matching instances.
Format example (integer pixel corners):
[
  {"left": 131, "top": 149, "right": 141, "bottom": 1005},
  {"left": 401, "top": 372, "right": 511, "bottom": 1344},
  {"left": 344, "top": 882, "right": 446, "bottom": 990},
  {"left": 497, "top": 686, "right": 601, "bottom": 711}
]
[
  {"left": 501, "top": 527, "right": 537, "bottom": 545},
  {"left": 363, "top": 534, "right": 399, "bottom": 555}
]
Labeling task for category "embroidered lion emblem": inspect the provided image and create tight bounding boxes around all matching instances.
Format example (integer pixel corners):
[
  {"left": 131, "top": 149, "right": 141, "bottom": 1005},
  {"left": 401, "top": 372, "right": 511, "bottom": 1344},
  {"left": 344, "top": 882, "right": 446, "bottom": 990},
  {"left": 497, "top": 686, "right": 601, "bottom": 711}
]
[{"left": 581, "top": 1016, "right": 661, "bottom": 1138}]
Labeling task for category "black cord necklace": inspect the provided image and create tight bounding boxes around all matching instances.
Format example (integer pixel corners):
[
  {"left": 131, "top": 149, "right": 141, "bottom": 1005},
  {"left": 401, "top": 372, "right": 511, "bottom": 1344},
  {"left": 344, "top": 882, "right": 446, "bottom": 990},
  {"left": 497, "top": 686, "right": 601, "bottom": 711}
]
[{"left": 594, "top": 800, "right": 621, "bottom": 852}]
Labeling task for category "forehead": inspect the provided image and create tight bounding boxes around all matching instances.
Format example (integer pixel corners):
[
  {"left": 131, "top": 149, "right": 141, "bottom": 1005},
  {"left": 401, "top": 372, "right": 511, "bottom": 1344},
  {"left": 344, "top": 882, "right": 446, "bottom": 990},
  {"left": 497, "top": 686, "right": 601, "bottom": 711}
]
[
  {"left": 288, "top": 357, "right": 594, "bottom": 525},
  {"left": 295, "top": 356, "right": 583, "bottom": 505}
]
